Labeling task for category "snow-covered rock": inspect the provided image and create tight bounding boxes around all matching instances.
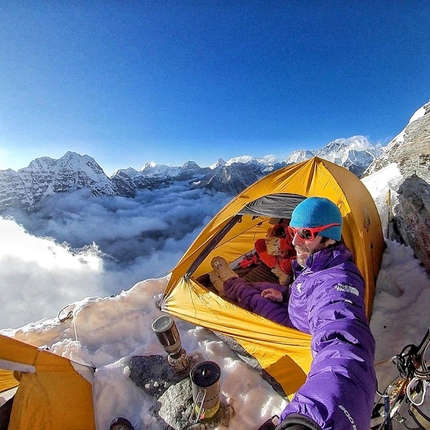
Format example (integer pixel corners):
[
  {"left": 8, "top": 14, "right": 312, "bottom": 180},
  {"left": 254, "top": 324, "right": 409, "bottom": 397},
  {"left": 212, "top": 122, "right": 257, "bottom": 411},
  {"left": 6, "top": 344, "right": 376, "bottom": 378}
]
[{"left": 364, "top": 100, "right": 430, "bottom": 274}]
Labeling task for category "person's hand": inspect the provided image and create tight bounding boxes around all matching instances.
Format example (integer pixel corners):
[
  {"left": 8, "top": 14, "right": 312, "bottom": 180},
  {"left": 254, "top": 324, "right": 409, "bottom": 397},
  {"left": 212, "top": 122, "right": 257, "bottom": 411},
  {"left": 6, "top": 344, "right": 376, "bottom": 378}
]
[{"left": 261, "top": 288, "right": 283, "bottom": 302}]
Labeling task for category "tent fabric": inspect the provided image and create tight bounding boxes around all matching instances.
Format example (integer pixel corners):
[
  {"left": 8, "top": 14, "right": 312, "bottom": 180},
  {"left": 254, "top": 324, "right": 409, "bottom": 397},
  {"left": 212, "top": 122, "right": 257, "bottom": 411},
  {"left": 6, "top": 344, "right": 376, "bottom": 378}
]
[
  {"left": 238, "top": 193, "right": 305, "bottom": 218},
  {"left": 0, "top": 334, "right": 95, "bottom": 430},
  {"left": 0, "top": 371, "right": 19, "bottom": 394},
  {"left": 162, "top": 157, "right": 385, "bottom": 397}
]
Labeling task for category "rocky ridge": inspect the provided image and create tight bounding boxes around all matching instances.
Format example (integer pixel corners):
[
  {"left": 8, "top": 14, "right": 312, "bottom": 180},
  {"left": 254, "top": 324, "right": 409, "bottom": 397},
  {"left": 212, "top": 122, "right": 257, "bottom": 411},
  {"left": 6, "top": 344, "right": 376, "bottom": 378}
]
[{"left": 364, "top": 101, "right": 430, "bottom": 274}]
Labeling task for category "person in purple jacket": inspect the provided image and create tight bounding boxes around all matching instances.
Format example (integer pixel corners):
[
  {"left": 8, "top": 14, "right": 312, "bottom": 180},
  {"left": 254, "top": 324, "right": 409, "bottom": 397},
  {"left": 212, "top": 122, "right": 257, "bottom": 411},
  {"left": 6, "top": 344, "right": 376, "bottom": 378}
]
[{"left": 210, "top": 196, "right": 376, "bottom": 430}]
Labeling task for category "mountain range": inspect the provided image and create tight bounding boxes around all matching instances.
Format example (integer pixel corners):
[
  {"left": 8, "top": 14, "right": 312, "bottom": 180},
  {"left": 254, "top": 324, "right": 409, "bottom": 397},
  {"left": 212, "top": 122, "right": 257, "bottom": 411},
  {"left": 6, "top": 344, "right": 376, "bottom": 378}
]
[
  {"left": 0, "top": 135, "right": 381, "bottom": 212},
  {"left": 1, "top": 100, "right": 426, "bottom": 275}
]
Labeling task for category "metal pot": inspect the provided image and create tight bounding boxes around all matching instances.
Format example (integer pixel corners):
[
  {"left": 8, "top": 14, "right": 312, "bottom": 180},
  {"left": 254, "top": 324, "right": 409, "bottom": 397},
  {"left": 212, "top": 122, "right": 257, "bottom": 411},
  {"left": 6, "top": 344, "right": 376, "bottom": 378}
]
[
  {"left": 189, "top": 361, "right": 221, "bottom": 423},
  {"left": 152, "top": 315, "right": 182, "bottom": 356}
]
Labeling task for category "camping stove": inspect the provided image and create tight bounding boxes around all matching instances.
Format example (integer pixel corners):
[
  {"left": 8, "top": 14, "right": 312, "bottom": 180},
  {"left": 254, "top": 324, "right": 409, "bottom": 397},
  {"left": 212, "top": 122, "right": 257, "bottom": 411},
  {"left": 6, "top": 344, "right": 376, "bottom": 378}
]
[{"left": 152, "top": 315, "right": 189, "bottom": 372}]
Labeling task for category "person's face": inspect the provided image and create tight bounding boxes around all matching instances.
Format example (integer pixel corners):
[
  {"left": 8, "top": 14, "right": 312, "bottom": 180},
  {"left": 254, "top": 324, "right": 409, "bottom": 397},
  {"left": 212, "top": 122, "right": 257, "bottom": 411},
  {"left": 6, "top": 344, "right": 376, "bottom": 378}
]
[{"left": 292, "top": 233, "right": 328, "bottom": 267}]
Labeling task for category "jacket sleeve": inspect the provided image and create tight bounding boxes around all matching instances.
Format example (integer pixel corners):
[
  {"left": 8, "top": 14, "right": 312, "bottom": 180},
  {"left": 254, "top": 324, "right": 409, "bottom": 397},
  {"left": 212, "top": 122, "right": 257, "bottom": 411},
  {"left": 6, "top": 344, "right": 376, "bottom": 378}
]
[
  {"left": 280, "top": 264, "right": 377, "bottom": 430},
  {"left": 223, "top": 278, "right": 292, "bottom": 327}
]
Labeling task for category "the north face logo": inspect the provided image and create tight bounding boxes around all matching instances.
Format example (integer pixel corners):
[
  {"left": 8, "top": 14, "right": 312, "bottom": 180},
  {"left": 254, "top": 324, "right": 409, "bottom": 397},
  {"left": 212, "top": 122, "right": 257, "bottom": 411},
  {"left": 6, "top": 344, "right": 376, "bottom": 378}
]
[{"left": 334, "top": 283, "right": 359, "bottom": 296}]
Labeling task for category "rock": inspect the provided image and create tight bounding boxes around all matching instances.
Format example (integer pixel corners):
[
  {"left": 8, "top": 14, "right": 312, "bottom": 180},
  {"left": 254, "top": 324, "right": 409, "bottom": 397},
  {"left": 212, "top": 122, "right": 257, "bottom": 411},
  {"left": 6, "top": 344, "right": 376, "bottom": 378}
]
[
  {"left": 129, "top": 355, "right": 187, "bottom": 399},
  {"left": 129, "top": 354, "right": 235, "bottom": 430},
  {"left": 395, "top": 175, "right": 430, "bottom": 272},
  {"left": 365, "top": 100, "right": 430, "bottom": 274}
]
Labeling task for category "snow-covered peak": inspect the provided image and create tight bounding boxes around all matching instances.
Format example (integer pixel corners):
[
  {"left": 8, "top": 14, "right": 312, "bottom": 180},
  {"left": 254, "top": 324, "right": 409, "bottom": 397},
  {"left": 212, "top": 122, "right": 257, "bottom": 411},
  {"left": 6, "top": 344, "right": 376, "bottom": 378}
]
[
  {"left": 0, "top": 152, "right": 117, "bottom": 210},
  {"left": 332, "top": 136, "right": 374, "bottom": 150},
  {"left": 210, "top": 158, "right": 227, "bottom": 169},
  {"left": 286, "top": 149, "right": 314, "bottom": 164},
  {"left": 324, "top": 136, "right": 375, "bottom": 153},
  {"left": 140, "top": 162, "right": 181, "bottom": 177},
  {"left": 141, "top": 161, "right": 157, "bottom": 170},
  {"left": 112, "top": 167, "right": 141, "bottom": 178},
  {"left": 181, "top": 161, "right": 201, "bottom": 170},
  {"left": 225, "top": 155, "right": 254, "bottom": 165},
  {"left": 286, "top": 135, "right": 381, "bottom": 176},
  {"left": 224, "top": 154, "right": 282, "bottom": 166}
]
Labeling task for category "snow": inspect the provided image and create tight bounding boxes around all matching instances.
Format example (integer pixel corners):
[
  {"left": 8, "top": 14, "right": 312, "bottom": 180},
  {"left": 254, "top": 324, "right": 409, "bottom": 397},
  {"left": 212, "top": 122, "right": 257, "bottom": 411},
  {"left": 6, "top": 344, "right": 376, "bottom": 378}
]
[
  {"left": 361, "top": 163, "right": 403, "bottom": 234},
  {"left": 1, "top": 162, "right": 430, "bottom": 430},
  {"left": 341, "top": 135, "right": 373, "bottom": 150},
  {"left": 286, "top": 135, "right": 381, "bottom": 168},
  {"left": 224, "top": 154, "right": 280, "bottom": 166},
  {"left": 408, "top": 105, "right": 426, "bottom": 124},
  {"left": 140, "top": 162, "right": 182, "bottom": 177},
  {"left": 380, "top": 105, "right": 427, "bottom": 155}
]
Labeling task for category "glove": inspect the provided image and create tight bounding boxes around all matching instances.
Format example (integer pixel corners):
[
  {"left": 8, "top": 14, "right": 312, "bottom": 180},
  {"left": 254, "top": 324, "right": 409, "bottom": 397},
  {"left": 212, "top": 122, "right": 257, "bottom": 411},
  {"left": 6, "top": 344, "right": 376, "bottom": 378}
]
[
  {"left": 275, "top": 414, "right": 322, "bottom": 430},
  {"left": 265, "top": 236, "right": 282, "bottom": 256}
]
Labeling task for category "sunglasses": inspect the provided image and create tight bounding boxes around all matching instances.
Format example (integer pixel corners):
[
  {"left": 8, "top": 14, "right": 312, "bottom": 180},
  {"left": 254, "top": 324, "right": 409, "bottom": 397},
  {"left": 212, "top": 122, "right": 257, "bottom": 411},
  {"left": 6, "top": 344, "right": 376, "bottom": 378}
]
[{"left": 287, "top": 223, "right": 341, "bottom": 241}]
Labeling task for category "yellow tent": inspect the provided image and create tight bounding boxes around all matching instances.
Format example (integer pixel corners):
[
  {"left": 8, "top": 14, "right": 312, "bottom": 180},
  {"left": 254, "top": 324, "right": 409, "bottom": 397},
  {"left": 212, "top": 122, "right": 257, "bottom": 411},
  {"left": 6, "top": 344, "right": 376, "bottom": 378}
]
[
  {"left": 0, "top": 334, "right": 95, "bottom": 430},
  {"left": 161, "top": 157, "right": 385, "bottom": 397}
]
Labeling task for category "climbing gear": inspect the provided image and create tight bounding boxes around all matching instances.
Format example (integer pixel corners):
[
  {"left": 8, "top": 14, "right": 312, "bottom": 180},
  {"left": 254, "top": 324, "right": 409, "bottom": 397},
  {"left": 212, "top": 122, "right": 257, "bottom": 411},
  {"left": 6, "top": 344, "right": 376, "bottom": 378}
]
[
  {"left": 239, "top": 252, "right": 259, "bottom": 268},
  {"left": 371, "top": 326, "right": 430, "bottom": 429},
  {"left": 57, "top": 304, "right": 74, "bottom": 323}
]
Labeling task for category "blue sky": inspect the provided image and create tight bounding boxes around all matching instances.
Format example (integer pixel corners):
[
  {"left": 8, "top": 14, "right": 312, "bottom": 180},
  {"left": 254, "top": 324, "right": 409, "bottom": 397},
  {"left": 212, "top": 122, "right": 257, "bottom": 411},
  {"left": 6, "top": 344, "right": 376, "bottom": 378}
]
[{"left": 0, "top": 1, "right": 429, "bottom": 175}]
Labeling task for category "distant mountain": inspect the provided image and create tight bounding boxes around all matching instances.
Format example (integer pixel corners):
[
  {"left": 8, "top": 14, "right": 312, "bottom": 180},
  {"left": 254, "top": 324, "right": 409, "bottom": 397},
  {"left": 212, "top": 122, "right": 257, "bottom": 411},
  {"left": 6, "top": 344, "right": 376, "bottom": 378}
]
[
  {"left": 0, "top": 151, "right": 118, "bottom": 210},
  {"left": 0, "top": 136, "right": 382, "bottom": 212},
  {"left": 192, "top": 162, "right": 266, "bottom": 194},
  {"left": 286, "top": 136, "right": 382, "bottom": 176}
]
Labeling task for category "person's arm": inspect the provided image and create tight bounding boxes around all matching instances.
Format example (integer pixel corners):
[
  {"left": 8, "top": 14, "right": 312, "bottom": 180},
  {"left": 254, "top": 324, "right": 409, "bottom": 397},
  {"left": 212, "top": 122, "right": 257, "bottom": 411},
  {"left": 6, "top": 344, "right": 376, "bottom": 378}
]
[
  {"left": 279, "top": 265, "right": 376, "bottom": 429},
  {"left": 223, "top": 279, "right": 292, "bottom": 326}
]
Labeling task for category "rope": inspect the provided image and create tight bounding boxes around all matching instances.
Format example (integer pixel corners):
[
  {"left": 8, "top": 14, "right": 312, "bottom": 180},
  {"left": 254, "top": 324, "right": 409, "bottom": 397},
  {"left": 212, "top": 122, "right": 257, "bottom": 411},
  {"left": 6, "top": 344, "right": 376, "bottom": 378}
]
[
  {"left": 57, "top": 303, "right": 80, "bottom": 341},
  {"left": 407, "top": 378, "right": 428, "bottom": 407},
  {"left": 57, "top": 304, "right": 74, "bottom": 322}
]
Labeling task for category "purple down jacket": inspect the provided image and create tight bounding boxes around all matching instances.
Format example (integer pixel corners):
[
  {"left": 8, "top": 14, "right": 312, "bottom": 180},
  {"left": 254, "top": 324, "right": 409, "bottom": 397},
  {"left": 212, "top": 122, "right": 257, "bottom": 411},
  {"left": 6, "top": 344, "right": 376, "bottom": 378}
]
[{"left": 223, "top": 242, "right": 376, "bottom": 430}]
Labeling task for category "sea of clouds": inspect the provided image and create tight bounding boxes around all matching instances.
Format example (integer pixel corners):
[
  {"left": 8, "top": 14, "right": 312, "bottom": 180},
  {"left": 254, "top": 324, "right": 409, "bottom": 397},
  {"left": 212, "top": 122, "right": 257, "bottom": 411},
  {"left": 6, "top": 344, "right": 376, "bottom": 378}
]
[{"left": 0, "top": 182, "right": 231, "bottom": 329}]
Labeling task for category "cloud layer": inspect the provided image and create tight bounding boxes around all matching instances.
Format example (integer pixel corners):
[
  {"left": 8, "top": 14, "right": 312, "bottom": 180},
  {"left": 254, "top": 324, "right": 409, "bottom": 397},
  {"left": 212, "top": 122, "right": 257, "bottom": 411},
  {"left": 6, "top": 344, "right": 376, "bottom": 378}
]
[{"left": 1, "top": 183, "right": 230, "bottom": 329}]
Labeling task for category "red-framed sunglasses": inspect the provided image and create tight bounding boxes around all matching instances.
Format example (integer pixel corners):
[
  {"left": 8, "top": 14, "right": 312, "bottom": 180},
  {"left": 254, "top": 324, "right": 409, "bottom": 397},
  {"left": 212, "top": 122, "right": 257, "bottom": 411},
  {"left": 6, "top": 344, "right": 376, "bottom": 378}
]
[{"left": 287, "top": 223, "right": 341, "bottom": 241}]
